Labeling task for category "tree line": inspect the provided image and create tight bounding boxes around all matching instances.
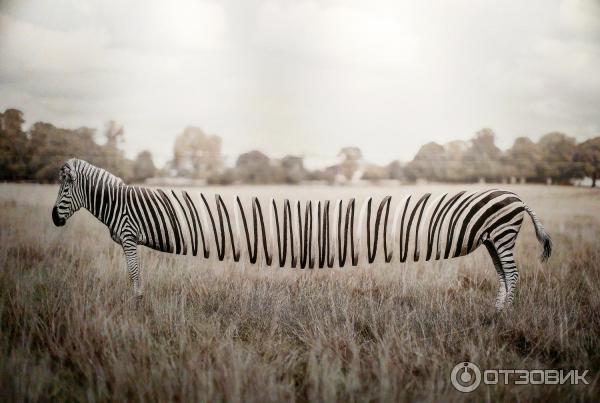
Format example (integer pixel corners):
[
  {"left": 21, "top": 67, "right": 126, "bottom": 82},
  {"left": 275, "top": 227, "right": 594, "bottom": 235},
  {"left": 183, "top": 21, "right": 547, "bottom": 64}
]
[{"left": 1, "top": 108, "right": 598, "bottom": 186}]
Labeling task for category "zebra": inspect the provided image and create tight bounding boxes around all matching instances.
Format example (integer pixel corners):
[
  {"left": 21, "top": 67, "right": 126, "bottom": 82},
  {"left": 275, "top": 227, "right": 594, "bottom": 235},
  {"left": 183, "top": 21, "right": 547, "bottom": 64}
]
[{"left": 52, "top": 158, "right": 552, "bottom": 310}]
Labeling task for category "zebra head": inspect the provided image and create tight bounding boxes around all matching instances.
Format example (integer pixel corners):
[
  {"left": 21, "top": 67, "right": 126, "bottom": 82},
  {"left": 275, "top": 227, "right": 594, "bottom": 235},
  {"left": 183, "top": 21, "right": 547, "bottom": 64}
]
[{"left": 52, "top": 159, "right": 84, "bottom": 226}]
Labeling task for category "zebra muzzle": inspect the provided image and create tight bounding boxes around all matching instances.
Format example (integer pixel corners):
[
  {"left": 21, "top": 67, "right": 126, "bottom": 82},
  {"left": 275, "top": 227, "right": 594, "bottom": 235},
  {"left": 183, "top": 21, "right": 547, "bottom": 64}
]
[{"left": 52, "top": 206, "right": 66, "bottom": 227}]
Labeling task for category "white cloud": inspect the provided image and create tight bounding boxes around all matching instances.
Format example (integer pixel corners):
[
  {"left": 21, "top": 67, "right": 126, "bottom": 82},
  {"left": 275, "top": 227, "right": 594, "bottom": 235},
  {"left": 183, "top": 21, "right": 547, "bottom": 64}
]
[
  {"left": 99, "top": 0, "right": 227, "bottom": 51},
  {"left": 0, "top": 14, "right": 108, "bottom": 75},
  {"left": 255, "top": 1, "right": 420, "bottom": 69}
]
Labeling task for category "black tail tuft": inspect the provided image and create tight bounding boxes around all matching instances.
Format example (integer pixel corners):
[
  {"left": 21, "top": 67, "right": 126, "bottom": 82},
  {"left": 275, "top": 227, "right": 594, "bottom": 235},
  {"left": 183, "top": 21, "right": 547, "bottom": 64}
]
[
  {"left": 525, "top": 205, "right": 552, "bottom": 262},
  {"left": 540, "top": 232, "right": 552, "bottom": 262}
]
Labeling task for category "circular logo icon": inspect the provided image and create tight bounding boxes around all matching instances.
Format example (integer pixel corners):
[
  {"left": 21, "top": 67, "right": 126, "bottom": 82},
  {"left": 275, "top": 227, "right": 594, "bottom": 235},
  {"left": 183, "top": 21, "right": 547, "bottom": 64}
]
[{"left": 450, "top": 362, "right": 481, "bottom": 393}]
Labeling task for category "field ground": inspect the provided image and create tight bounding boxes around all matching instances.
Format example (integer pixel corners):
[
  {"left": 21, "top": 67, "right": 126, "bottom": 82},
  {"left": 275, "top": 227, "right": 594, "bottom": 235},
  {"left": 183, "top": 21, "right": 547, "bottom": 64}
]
[{"left": 0, "top": 183, "right": 599, "bottom": 402}]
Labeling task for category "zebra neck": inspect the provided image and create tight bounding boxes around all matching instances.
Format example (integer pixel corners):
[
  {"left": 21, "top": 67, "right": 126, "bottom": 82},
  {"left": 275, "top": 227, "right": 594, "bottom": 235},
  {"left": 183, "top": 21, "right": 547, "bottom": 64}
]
[{"left": 82, "top": 175, "right": 127, "bottom": 231}]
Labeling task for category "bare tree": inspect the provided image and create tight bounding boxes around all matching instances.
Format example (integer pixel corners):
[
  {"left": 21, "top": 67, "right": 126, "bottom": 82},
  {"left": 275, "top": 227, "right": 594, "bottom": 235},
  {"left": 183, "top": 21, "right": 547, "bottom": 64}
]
[{"left": 337, "top": 147, "right": 363, "bottom": 182}]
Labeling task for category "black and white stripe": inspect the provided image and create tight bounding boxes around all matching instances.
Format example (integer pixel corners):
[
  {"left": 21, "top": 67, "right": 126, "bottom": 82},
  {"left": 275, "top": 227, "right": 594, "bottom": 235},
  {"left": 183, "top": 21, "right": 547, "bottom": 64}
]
[{"left": 53, "top": 159, "right": 552, "bottom": 310}]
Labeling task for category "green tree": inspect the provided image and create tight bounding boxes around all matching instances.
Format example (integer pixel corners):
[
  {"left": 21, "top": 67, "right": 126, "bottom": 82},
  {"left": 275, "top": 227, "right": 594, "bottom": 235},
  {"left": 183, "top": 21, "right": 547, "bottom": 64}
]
[
  {"left": 279, "top": 155, "right": 306, "bottom": 184},
  {"left": 406, "top": 142, "right": 447, "bottom": 182},
  {"left": 207, "top": 168, "right": 237, "bottom": 185},
  {"left": 0, "top": 108, "right": 28, "bottom": 180},
  {"left": 27, "top": 123, "right": 104, "bottom": 182},
  {"left": 235, "top": 150, "right": 274, "bottom": 184},
  {"left": 504, "top": 137, "right": 543, "bottom": 182},
  {"left": 132, "top": 150, "right": 157, "bottom": 183},
  {"left": 361, "top": 163, "right": 388, "bottom": 182},
  {"left": 442, "top": 140, "right": 469, "bottom": 182},
  {"left": 572, "top": 137, "right": 600, "bottom": 187},
  {"left": 386, "top": 160, "right": 405, "bottom": 181},
  {"left": 463, "top": 128, "right": 503, "bottom": 182},
  {"left": 538, "top": 132, "right": 577, "bottom": 184}
]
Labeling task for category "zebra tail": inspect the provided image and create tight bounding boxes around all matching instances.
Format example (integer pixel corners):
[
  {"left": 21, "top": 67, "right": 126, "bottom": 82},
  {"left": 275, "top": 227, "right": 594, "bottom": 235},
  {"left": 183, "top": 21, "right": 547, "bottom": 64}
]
[{"left": 524, "top": 204, "right": 552, "bottom": 262}]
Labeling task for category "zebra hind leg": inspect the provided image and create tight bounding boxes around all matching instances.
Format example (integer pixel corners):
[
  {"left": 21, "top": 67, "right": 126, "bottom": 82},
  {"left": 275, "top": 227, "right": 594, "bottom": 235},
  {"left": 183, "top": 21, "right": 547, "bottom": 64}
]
[
  {"left": 484, "top": 241, "right": 507, "bottom": 311},
  {"left": 499, "top": 248, "right": 519, "bottom": 308},
  {"left": 489, "top": 232, "right": 520, "bottom": 310}
]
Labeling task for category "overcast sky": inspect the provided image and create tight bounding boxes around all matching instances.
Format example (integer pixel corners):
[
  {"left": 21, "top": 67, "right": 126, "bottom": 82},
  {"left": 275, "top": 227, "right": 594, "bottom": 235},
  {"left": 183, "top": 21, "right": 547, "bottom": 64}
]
[{"left": 1, "top": 0, "right": 599, "bottom": 167}]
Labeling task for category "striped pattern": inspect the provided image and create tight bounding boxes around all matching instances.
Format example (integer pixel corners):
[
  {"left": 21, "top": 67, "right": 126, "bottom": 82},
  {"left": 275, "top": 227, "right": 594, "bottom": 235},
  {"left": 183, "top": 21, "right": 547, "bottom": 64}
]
[{"left": 53, "top": 159, "right": 552, "bottom": 310}]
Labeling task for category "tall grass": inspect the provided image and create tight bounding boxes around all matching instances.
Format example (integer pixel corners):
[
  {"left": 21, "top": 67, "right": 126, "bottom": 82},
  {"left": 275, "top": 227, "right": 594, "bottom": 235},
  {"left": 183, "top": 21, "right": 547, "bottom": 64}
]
[{"left": 0, "top": 184, "right": 598, "bottom": 401}]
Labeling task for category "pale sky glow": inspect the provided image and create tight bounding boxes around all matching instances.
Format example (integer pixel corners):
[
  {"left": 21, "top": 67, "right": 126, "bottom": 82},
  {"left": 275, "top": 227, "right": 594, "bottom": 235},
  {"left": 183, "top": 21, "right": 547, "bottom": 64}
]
[{"left": 1, "top": 0, "right": 599, "bottom": 167}]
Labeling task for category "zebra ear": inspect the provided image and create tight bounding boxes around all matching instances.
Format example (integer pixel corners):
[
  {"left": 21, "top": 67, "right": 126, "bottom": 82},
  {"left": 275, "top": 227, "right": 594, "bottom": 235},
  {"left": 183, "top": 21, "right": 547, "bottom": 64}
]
[
  {"left": 62, "top": 164, "right": 76, "bottom": 181},
  {"left": 58, "top": 167, "right": 67, "bottom": 183}
]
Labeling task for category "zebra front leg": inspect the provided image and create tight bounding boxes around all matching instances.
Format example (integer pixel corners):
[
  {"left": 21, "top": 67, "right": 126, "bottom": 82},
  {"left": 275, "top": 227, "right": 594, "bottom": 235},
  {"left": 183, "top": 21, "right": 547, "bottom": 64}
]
[{"left": 122, "top": 240, "right": 143, "bottom": 300}]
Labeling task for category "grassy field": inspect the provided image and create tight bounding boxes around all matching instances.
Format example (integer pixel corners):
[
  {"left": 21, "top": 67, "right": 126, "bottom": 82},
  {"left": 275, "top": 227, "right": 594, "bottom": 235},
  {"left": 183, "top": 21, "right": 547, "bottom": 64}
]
[{"left": 0, "top": 183, "right": 599, "bottom": 402}]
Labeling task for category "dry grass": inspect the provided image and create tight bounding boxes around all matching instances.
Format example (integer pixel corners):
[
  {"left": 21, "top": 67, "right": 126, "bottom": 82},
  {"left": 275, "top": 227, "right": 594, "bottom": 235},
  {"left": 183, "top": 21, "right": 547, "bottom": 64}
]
[{"left": 0, "top": 183, "right": 599, "bottom": 402}]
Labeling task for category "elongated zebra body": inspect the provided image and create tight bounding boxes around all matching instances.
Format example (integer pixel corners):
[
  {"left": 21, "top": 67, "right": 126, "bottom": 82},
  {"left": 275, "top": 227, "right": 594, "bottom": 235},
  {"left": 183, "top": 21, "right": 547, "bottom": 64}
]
[{"left": 52, "top": 159, "right": 552, "bottom": 310}]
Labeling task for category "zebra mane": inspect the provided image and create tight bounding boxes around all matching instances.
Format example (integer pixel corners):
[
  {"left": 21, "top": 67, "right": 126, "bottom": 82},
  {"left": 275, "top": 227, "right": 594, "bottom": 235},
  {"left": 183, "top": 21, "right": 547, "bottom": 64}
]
[{"left": 65, "top": 158, "right": 125, "bottom": 187}]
